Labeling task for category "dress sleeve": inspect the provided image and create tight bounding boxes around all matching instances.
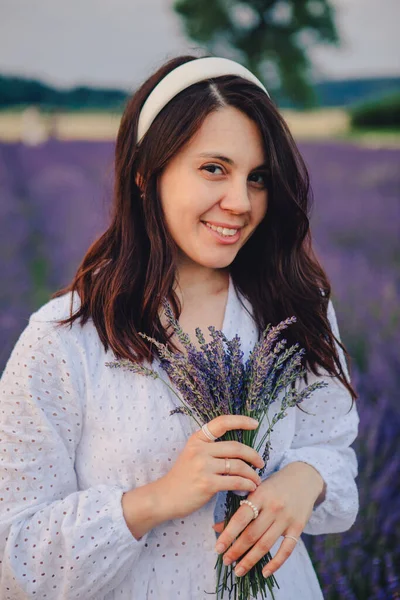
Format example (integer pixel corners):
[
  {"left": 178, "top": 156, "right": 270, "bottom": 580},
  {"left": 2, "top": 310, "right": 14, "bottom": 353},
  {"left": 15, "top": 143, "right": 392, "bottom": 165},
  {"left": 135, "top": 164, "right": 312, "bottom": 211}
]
[
  {"left": 0, "top": 315, "right": 148, "bottom": 599},
  {"left": 278, "top": 299, "right": 360, "bottom": 535}
]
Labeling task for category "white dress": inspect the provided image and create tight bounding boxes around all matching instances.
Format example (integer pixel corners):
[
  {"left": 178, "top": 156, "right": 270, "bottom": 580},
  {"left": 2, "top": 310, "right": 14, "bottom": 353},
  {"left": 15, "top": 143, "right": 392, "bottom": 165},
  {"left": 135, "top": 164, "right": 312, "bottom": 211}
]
[{"left": 0, "top": 277, "right": 359, "bottom": 599}]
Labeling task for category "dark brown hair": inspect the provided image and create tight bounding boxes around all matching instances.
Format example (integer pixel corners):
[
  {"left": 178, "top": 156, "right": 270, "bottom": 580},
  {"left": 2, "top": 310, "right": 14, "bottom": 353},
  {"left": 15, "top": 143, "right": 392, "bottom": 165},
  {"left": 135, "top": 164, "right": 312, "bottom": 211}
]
[{"left": 53, "top": 54, "right": 357, "bottom": 403}]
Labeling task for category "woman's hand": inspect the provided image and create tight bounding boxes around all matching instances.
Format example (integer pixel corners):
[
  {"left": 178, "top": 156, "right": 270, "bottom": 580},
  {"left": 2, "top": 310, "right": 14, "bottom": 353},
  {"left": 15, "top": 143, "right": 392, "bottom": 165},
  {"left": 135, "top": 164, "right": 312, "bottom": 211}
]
[
  {"left": 155, "top": 415, "right": 265, "bottom": 521},
  {"left": 212, "top": 461, "right": 325, "bottom": 579}
]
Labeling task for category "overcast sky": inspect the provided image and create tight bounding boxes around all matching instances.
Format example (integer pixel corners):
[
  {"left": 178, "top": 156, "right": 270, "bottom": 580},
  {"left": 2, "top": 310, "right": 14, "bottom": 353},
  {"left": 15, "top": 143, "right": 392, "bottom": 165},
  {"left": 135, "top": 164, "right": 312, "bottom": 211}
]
[{"left": 1, "top": 0, "right": 399, "bottom": 90}]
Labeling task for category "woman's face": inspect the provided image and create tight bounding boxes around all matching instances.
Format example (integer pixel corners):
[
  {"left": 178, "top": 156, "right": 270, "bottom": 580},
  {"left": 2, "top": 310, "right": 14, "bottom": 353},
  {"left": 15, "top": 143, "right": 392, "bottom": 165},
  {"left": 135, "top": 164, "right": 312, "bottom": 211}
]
[{"left": 159, "top": 105, "right": 269, "bottom": 272}]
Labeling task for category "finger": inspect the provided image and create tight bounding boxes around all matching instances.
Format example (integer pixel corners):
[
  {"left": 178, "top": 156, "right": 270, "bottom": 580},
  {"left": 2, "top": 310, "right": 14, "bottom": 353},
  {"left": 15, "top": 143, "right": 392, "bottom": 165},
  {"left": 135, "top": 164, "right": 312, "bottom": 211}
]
[
  {"left": 214, "top": 458, "right": 261, "bottom": 487},
  {"left": 261, "top": 533, "right": 301, "bottom": 579},
  {"left": 211, "top": 441, "right": 265, "bottom": 470},
  {"left": 213, "top": 474, "right": 258, "bottom": 495},
  {"left": 196, "top": 415, "right": 259, "bottom": 443},
  {"left": 231, "top": 522, "right": 285, "bottom": 577},
  {"left": 212, "top": 522, "right": 225, "bottom": 533},
  {"left": 214, "top": 498, "right": 271, "bottom": 557}
]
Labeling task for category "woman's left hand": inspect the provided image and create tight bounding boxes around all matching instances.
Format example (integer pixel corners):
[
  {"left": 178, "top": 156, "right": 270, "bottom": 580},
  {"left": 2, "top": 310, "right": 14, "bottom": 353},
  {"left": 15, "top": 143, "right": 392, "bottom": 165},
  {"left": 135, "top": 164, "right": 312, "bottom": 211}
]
[{"left": 212, "top": 461, "right": 326, "bottom": 579}]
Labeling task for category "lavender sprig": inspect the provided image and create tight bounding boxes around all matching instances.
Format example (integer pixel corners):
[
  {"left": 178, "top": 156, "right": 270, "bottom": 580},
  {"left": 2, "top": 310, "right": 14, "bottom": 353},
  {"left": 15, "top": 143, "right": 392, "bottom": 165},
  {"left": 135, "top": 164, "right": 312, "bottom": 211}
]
[
  {"left": 244, "top": 317, "right": 297, "bottom": 413},
  {"left": 224, "top": 334, "right": 245, "bottom": 414}
]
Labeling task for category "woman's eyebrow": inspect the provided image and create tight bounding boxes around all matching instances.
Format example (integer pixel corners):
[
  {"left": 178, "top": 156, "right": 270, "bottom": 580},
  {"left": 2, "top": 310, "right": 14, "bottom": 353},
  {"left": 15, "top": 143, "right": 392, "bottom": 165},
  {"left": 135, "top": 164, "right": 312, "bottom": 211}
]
[{"left": 198, "top": 152, "right": 268, "bottom": 170}]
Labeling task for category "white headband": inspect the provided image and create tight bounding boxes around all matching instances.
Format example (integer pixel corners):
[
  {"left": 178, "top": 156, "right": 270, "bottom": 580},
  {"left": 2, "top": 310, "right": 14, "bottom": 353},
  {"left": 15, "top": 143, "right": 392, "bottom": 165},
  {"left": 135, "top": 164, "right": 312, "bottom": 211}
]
[{"left": 137, "top": 57, "right": 270, "bottom": 143}]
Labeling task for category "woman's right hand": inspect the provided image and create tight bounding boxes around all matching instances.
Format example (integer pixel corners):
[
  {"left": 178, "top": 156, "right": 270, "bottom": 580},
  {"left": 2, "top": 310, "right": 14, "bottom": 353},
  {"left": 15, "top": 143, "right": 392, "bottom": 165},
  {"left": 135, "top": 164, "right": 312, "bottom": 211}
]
[{"left": 155, "top": 415, "right": 265, "bottom": 521}]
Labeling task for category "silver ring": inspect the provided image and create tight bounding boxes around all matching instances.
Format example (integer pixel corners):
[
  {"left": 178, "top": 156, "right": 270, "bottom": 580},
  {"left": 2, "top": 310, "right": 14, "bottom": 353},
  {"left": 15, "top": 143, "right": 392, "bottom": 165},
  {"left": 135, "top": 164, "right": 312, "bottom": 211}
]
[
  {"left": 201, "top": 423, "right": 217, "bottom": 442},
  {"left": 224, "top": 458, "right": 231, "bottom": 475},
  {"left": 239, "top": 499, "right": 259, "bottom": 520},
  {"left": 283, "top": 535, "right": 299, "bottom": 543}
]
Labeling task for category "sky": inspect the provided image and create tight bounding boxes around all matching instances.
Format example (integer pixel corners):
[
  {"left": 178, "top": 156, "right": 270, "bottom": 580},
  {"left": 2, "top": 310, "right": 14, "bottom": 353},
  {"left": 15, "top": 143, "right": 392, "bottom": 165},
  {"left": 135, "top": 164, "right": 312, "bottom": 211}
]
[{"left": 1, "top": 0, "right": 399, "bottom": 90}]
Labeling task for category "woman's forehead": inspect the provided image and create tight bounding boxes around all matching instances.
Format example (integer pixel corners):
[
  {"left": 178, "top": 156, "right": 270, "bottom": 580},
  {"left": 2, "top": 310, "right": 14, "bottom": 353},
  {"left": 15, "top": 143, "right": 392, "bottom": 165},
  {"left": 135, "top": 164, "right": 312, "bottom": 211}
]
[{"left": 183, "top": 106, "right": 266, "bottom": 165}]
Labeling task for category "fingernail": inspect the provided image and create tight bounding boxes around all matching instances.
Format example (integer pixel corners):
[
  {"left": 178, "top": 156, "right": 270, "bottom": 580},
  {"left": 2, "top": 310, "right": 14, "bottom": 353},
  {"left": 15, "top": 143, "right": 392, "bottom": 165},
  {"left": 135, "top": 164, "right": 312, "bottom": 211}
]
[
  {"left": 215, "top": 543, "right": 225, "bottom": 554},
  {"left": 250, "top": 418, "right": 259, "bottom": 425},
  {"left": 235, "top": 566, "right": 245, "bottom": 577},
  {"left": 223, "top": 556, "right": 232, "bottom": 566},
  {"left": 263, "top": 569, "right": 271, "bottom": 578}
]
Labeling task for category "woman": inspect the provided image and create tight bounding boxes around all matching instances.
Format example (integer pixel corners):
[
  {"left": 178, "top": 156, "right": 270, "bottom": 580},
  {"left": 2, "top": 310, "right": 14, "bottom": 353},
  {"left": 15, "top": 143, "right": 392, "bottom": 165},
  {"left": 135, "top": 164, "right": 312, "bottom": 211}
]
[{"left": 0, "top": 56, "right": 359, "bottom": 599}]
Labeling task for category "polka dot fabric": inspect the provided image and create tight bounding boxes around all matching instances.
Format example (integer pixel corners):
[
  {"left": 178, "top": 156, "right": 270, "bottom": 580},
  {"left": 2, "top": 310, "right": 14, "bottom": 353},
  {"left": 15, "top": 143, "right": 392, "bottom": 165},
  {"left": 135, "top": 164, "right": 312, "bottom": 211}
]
[
  {"left": 278, "top": 299, "right": 359, "bottom": 535},
  {"left": 0, "top": 281, "right": 359, "bottom": 599}
]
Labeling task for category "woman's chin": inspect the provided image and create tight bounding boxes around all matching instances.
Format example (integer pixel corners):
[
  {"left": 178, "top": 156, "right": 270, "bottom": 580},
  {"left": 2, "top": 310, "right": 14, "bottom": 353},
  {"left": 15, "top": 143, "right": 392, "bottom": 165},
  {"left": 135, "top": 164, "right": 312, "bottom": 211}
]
[
  {"left": 192, "top": 253, "right": 238, "bottom": 270},
  {"left": 178, "top": 244, "right": 240, "bottom": 271}
]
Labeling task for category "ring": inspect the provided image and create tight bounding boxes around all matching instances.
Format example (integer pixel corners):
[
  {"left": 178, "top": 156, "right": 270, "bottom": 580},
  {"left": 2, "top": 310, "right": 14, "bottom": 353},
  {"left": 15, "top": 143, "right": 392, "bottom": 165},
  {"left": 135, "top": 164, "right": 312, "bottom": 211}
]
[
  {"left": 239, "top": 499, "right": 259, "bottom": 520},
  {"left": 224, "top": 458, "right": 231, "bottom": 475},
  {"left": 283, "top": 535, "right": 299, "bottom": 543},
  {"left": 201, "top": 423, "right": 217, "bottom": 442}
]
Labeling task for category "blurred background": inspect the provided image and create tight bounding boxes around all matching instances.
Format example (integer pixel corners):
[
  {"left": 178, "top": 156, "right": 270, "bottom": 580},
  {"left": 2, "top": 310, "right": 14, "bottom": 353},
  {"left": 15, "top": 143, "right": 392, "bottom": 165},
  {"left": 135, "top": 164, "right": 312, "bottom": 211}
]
[{"left": 1, "top": 1, "right": 399, "bottom": 597}]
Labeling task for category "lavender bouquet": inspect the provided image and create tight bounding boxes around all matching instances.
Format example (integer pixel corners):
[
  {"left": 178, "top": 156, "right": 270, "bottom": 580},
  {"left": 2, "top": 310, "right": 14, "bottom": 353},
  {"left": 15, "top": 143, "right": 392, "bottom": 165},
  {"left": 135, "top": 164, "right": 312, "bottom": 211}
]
[{"left": 106, "top": 301, "right": 328, "bottom": 600}]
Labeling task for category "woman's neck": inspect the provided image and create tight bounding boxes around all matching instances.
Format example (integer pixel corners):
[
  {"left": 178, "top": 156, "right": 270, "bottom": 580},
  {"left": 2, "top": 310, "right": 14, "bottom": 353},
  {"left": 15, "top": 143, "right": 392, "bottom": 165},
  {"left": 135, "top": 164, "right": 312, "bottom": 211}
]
[{"left": 174, "top": 261, "right": 229, "bottom": 302}]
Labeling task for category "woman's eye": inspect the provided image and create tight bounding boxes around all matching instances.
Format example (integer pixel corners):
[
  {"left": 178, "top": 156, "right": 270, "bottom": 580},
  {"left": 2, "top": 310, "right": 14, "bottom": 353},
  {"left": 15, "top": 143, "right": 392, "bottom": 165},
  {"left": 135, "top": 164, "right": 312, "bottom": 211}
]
[
  {"left": 202, "top": 164, "right": 224, "bottom": 175},
  {"left": 249, "top": 172, "right": 268, "bottom": 187}
]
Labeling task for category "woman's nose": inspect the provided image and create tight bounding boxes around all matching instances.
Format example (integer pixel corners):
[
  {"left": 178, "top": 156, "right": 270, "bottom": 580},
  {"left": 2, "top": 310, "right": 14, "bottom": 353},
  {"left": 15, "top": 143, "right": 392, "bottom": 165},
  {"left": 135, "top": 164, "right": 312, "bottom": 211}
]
[{"left": 219, "top": 179, "right": 251, "bottom": 214}]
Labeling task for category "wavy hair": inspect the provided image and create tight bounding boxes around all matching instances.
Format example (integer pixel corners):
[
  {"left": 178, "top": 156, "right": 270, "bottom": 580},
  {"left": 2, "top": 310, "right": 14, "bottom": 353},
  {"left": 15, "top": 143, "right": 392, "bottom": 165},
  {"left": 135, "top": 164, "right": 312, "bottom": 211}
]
[{"left": 53, "top": 54, "right": 357, "bottom": 403}]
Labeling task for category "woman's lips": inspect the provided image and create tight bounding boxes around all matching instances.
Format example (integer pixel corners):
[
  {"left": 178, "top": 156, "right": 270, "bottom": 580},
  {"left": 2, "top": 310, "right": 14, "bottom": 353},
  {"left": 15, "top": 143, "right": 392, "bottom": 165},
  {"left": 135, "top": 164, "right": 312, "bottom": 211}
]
[{"left": 202, "top": 221, "right": 242, "bottom": 245}]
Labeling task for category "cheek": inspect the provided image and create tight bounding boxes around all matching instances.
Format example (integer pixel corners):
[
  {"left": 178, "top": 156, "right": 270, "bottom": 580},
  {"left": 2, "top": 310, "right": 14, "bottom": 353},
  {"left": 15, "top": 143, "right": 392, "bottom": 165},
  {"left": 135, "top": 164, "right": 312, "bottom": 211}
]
[
  {"left": 159, "top": 180, "right": 186, "bottom": 228},
  {"left": 253, "top": 194, "right": 268, "bottom": 226},
  {"left": 159, "top": 172, "right": 204, "bottom": 220}
]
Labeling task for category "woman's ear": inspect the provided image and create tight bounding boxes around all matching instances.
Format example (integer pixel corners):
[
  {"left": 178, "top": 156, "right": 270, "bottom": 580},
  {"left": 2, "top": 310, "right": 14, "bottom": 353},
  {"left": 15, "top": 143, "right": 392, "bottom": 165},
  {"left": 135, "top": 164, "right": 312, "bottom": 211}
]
[{"left": 135, "top": 173, "right": 145, "bottom": 192}]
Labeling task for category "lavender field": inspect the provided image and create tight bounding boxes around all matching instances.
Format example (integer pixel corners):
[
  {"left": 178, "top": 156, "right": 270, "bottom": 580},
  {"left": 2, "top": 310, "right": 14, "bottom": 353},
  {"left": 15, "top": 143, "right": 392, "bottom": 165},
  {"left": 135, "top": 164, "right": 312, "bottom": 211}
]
[{"left": 1, "top": 139, "right": 399, "bottom": 598}]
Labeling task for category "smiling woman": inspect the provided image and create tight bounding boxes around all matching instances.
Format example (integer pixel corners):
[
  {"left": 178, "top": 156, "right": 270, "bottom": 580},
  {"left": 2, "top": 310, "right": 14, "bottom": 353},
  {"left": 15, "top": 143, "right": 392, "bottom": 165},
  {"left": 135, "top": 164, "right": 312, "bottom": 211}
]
[{"left": 0, "top": 55, "right": 359, "bottom": 600}]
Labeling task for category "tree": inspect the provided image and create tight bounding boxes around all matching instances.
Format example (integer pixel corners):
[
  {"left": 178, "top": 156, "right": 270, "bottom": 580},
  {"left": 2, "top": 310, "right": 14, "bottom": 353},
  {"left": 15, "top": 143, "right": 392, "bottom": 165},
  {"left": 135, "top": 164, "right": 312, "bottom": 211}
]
[{"left": 174, "top": 0, "right": 340, "bottom": 106}]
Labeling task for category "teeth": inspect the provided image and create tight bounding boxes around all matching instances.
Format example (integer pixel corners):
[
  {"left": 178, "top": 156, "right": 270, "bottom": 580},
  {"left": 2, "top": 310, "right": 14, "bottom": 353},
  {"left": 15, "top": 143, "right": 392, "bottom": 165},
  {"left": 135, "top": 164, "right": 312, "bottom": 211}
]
[{"left": 205, "top": 223, "right": 239, "bottom": 237}]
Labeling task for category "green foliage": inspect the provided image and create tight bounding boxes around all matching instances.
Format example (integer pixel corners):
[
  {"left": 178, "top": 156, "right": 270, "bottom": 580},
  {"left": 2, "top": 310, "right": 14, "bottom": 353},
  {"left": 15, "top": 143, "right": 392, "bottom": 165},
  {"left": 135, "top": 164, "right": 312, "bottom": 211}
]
[
  {"left": 0, "top": 75, "right": 129, "bottom": 111},
  {"left": 174, "top": 0, "right": 339, "bottom": 107},
  {"left": 349, "top": 91, "right": 400, "bottom": 129}
]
